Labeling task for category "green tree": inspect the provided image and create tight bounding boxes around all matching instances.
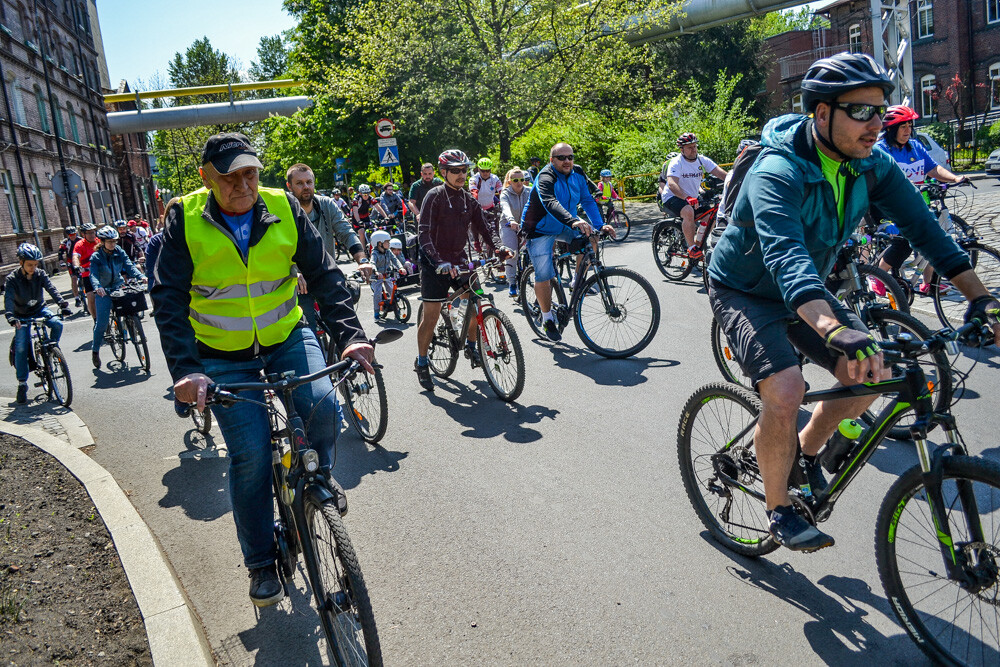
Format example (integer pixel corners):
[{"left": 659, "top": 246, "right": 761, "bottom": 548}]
[
  {"left": 248, "top": 35, "right": 290, "bottom": 84},
  {"left": 752, "top": 7, "right": 829, "bottom": 39}
]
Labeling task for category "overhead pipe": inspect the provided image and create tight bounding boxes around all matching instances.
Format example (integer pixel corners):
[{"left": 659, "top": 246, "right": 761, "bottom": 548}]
[
  {"left": 107, "top": 96, "right": 314, "bottom": 135},
  {"left": 103, "top": 79, "right": 306, "bottom": 105},
  {"left": 625, "top": 0, "right": 812, "bottom": 44}
]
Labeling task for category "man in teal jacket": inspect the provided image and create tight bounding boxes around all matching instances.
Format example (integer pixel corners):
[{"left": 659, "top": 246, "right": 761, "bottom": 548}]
[{"left": 708, "top": 53, "right": 1000, "bottom": 552}]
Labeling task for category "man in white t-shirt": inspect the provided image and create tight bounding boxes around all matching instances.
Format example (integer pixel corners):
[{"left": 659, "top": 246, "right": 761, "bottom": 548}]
[{"left": 658, "top": 132, "right": 728, "bottom": 259}]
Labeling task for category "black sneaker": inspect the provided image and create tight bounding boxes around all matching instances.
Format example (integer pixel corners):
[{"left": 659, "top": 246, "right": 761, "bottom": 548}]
[
  {"left": 15, "top": 384, "right": 27, "bottom": 404},
  {"left": 92, "top": 351, "right": 101, "bottom": 369},
  {"left": 414, "top": 359, "right": 434, "bottom": 391},
  {"left": 465, "top": 343, "right": 482, "bottom": 368},
  {"left": 543, "top": 319, "right": 561, "bottom": 342},
  {"left": 248, "top": 564, "right": 283, "bottom": 607},
  {"left": 768, "top": 505, "right": 835, "bottom": 552}
]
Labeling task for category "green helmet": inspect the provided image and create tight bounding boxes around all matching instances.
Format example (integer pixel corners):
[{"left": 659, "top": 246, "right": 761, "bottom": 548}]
[{"left": 477, "top": 157, "right": 493, "bottom": 171}]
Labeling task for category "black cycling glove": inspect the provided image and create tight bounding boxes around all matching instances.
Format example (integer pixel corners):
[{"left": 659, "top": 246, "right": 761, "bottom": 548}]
[
  {"left": 6, "top": 317, "right": 16, "bottom": 327},
  {"left": 964, "top": 296, "right": 1000, "bottom": 328},
  {"left": 824, "top": 325, "right": 881, "bottom": 362}
]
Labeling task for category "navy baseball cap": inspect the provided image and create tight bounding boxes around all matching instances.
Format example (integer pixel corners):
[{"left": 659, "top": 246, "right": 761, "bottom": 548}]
[{"left": 201, "top": 133, "right": 263, "bottom": 174}]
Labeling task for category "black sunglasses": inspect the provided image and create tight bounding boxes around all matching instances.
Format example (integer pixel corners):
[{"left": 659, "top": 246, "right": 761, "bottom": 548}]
[
  {"left": 446, "top": 167, "right": 469, "bottom": 174},
  {"left": 552, "top": 154, "right": 575, "bottom": 161},
  {"left": 832, "top": 102, "right": 888, "bottom": 122}
]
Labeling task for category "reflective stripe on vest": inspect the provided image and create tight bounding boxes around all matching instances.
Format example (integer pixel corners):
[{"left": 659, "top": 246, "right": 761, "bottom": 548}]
[{"left": 183, "top": 187, "right": 302, "bottom": 351}]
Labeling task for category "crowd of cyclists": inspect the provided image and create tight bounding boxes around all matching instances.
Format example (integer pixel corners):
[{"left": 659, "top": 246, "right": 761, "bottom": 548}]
[{"left": 3, "top": 49, "right": 1000, "bottom": 664}]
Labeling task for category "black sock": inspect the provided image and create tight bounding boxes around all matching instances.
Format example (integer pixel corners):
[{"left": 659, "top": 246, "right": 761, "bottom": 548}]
[{"left": 802, "top": 453, "right": 818, "bottom": 466}]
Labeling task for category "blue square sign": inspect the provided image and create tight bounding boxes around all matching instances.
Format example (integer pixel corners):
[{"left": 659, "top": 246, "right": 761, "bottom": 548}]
[{"left": 379, "top": 145, "right": 400, "bottom": 168}]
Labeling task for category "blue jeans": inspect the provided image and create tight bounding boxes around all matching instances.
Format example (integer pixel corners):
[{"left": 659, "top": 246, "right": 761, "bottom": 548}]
[
  {"left": 14, "top": 309, "right": 62, "bottom": 383},
  {"left": 527, "top": 228, "right": 580, "bottom": 282},
  {"left": 202, "top": 326, "right": 341, "bottom": 569},
  {"left": 92, "top": 293, "right": 113, "bottom": 351}
]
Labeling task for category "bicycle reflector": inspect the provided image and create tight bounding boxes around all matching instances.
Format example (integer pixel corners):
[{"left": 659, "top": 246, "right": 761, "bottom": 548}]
[{"left": 302, "top": 449, "right": 320, "bottom": 473}]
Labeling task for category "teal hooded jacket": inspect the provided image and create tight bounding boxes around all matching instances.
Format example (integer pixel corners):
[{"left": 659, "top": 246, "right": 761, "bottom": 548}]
[{"left": 707, "top": 114, "right": 971, "bottom": 313}]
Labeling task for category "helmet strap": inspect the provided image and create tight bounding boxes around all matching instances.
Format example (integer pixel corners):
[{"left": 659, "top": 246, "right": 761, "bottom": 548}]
[{"left": 815, "top": 107, "right": 851, "bottom": 162}]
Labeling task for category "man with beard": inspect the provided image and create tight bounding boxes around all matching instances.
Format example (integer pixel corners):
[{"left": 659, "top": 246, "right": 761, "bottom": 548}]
[{"left": 407, "top": 163, "right": 442, "bottom": 222}]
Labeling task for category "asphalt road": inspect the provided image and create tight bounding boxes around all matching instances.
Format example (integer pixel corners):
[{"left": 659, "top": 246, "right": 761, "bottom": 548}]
[{"left": 4, "top": 179, "right": 1000, "bottom": 665}]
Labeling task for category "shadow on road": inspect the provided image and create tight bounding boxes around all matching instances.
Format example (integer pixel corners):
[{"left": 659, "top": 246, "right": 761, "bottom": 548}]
[
  {"left": 701, "top": 534, "right": 923, "bottom": 664},
  {"left": 90, "top": 362, "right": 152, "bottom": 389},
  {"left": 424, "top": 378, "right": 558, "bottom": 443}
]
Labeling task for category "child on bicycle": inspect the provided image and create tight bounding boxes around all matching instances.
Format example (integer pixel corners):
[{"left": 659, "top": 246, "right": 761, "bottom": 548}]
[
  {"left": 389, "top": 237, "right": 414, "bottom": 274},
  {"left": 369, "top": 230, "right": 406, "bottom": 321},
  {"left": 4, "top": 244, "right": 70, "bottom": 403},
  {"left": 594, "top": 169, "right": 622, "bottom": 221}
]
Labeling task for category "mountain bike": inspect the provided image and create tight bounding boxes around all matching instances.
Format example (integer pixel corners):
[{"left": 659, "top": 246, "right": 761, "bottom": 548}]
[
  {"left": 519, "top": 236, "right": 660, "bottom": 358},
  {"left": 106, "top": 280, "right": 151, "bottom": 373},
  {"left": 679, "top": 322, "right": 999, "bottom": 665},
  {"left": 652, "top": 177, "right": 725, "bottom": 281},
  {"left": 417, "top": 257, "right": 525, "bottom": 402},
  {"left": 176, "top": 329, "right": 401, "bottom": 665},
  {"left": 373, "top": 271, "right": 410, "bottom": 323},
  {"left": 17, "top": 315, "right": 72, "bottom": 407}
]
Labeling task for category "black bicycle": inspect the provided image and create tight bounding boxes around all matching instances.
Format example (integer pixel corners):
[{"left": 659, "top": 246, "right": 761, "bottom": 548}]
[
  {"left": 417, "top": 257, "right": 526, "bottom": 402},
  {"left": 519, "top": 237, "right": 660, "bottom": 358},
  {"left": 106, "top": 280, "right": 151, "bottom": 373},
  {"left": 679, "top": 322, "right": 999, "bottom": 665},
  {"left": 176, "top": 329, "right": 401, "bottom": 665},
  {"left": 16, "top": 315, "right": 72, "bottom": 407}
]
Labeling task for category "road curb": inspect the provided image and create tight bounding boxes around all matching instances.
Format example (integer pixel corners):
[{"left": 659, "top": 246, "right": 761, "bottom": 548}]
[{"left": 0, "top": 421, "right": 215, "bottom": 667}]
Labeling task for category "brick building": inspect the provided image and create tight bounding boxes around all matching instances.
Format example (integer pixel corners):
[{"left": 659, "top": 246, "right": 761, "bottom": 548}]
[
  {"left": 763, "top": 0, "right": 1000, "bottom": 133},
  {"left": 0, "top": 0, "right": 123, "bottom": 273},
  {"left": 106, "top": 80, "right": 155, "bottom": 222}
]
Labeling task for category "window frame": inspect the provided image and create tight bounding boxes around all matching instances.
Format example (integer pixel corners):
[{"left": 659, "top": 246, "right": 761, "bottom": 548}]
[
  {"left": 29, "top": 173, "right": 46, "bottom": 229},
  {"left": 791, "top": 93, "right": 804, "bottom": 114},
  {"left": 920, "top": 74, "right": 937, "bottom": 117},
  {"left": 848, "top": 24, "right": 862, "bottom": 53},
  {"left": 990, "top": 63, "right": 1000, "bottom": 110},
  {"left": 33, "top": 85, "right": 49, "bottom": 133},
  {"left": 916, "top": 0, "right": 934, "bottom": 39},
  {"left": 989, "top": 0, "right": 1000, "bottom": 24},
  {"left": 1, "top": 170, "right": 22, "bottom": 233}
]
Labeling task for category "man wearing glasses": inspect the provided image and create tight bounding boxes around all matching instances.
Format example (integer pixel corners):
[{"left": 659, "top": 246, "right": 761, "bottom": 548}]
[
  {"left": 413, "top": 149, "right": 510, "bottom": 391},
  {"left": 707, "top": 53, "right": 1000, "bottom": 552},
  {"left": 521, "top": 142, "right": 613, "bottom": 342},
  {"left": 659, "top": 132, "right": 728, "bottom": 260}
]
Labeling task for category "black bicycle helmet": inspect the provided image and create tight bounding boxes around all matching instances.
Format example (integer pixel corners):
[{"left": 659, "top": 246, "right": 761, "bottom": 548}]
[
  {"left": 438, "top": 149, "right": 473, "bottom": 169},
  {"left": 65, "top": 226, "right": 77, "bottom": 235},
  {"left": 800, "top": 52, "right": 894, "bottom": 112},
  {"left": 677, "top": 132, "right": 698, "bottom": 147},
  {"left": 16, "top": 243, "right": 42, "bottom": 261}
]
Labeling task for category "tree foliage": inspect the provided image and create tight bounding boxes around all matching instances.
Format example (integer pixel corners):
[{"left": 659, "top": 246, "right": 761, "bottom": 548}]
[{"left": 751, "top": 7, "right": 829, "bottom": 39}]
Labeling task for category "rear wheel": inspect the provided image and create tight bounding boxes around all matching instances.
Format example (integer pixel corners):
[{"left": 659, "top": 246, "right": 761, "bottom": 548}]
[
  {"left": 518, "top": 265, "right": 567, "bottom": 340},
  {"left": 191, "top": 407, "right": 212, "bottom": 435},
  {"left": 45, "top": 346, "right": 72, "bottom": 407},
  {"left": 107, "top": 316, "right": 125, "bottom": 361},
  {"left": 609, "top": 210, "right": 630, "bottom": 242},
  {"left": 340, "top": 365, "right": 389, "bottom": 444},
  {"left": 652, "top": 222, "right": 692, "bottom": 281},
  {"left": 931, "top": 242, "right": 1000, "bottom": 330},
  {"left": 303, "top": 497, "right": 382, "bottom": 666},
  {"left": 478, "top": 307, "right": 525, "bottom": 402},
  {"left": 573, "top": 268, "right": 660, "bottom": 358},
  {"left": 710, "top": 317, "right": 749, "bottom": 386}
]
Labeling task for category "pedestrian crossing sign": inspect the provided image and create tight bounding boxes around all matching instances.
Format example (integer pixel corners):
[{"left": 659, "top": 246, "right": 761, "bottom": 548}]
[{"left": 379, "top": 145, "right": 400, "bottom": 167}]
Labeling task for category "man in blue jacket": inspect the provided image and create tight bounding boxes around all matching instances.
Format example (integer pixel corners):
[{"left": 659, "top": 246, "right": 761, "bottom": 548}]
[
  {"left": 521, "top": 142, "right": 613, "bottom": 341},
  {"left": 708, "top": 53, "right": 1000, "bottom": 552}
]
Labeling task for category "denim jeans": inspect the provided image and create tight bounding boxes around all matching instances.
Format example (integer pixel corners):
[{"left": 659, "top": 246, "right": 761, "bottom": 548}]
[
  {"left": 14, "top": 308, "right": 62, "bottom": 383},
  {"left": 202, "top": 326, "right": 341, "bottom": 569},
  {"left": 92, "top": 293, "right": 113, "bottom": 351}
]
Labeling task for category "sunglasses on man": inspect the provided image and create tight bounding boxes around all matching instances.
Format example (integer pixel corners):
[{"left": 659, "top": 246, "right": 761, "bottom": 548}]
[
  {"left": 446, "top": 167, "right": 469, "bottom": 174},
  {"left": 832, "top": 102, "right": 888, "bottom": 122},
  {"left": 552, "top": 154, "right": 575, "bottom": 161}
]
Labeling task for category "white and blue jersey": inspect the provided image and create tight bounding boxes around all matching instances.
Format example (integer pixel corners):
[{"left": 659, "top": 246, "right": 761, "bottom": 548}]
[{"left": 875, "top": 138, "right": 938, "bottom": 184}]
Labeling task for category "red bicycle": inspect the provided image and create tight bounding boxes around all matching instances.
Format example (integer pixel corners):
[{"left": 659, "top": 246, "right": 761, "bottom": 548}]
[
  {"left": 374, "top": 271, "right": 411, "bottom": 322},
  {"left": 651, "top": 177, "right": 725, "bottom": 282}
]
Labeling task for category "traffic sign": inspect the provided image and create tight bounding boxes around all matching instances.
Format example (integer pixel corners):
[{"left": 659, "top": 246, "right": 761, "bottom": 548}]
[
  {"left": 379, "top": 145, "right": 400, "bottom": 168},
  {"left": 375, "top": 118, "right": 395, "bottom": 138},
  {"left": 377, "top": 137, "right": 397, "bottom": 148},
  {"left": 51, "top": 169, "right": 83, "bottom": 199}
]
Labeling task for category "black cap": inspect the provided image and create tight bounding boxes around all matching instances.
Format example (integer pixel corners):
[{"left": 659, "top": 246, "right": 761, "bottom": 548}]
[{"left": 201, "top": 132, "right": 263, "bottom": 175}]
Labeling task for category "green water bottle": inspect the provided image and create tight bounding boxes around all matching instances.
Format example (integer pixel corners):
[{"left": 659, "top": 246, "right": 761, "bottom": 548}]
[{"left": 818, "top": 419, "right": 865, "bottom": 473}]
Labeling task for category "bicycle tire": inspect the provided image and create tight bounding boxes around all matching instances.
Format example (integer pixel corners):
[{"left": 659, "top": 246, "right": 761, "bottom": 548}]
[
  {"left": 394, "top": 294, "right": 411, "bottom": 323},
  {"left": 854, "top": 264, "right": 909, "bottom": 314},
  {"left": 303, "top": 497, "right": 383, "bottom": 666},
  {"left": 46, "top": 346, "right": 72, "bottom": 408},
  {"left": 609, "top": 210, "right": 630, "bottom": 243},
  {"left": 518, "top": 265, "right": 567, "bottom": 340},
  {"left": 191, "top": 407, "right": 212, "bottom": 435},
  {"left": 710, "top": 317, "right": 750, "bottom": 386},
  {"left": 573, "top": 267, "right": 660, "bottom": 358},
  {"left": 875, "top": 455, "right": 1000, "bottom": 666},
  {"left": 677, "top": 382, "right": 779, "bottom": 557},
  {"left": 861, "top": 308, "right": 952, "bottom": 441},
  {"left": 128, "top": 316, "right": 151, "bottom": 372},
  {"left": 478, "top": 307, "right": 525, "bottom": 402},
  {"left": 652, "top": 222, "right": 693, "bottom": 281},
  {"left": 107, "top": 316, "right": 126, "bottom": 361},
  {"left": 932, "top": 242, "right": 1000, "bottom": 330},
  {"left": 417, "top": 303, "right": 458, "bottom": 378},
  {"left": 340, "top": 365, "right": 389, "bottom": 444}
]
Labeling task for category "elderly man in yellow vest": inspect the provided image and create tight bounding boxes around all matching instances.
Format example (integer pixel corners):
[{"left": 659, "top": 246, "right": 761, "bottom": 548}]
[{"left": 151, "top": 133, "right": 373, "bottom": 608}]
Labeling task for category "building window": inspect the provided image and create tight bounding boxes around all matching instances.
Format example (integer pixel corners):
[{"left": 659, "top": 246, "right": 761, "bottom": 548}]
[
  {"left": 53, "top": 99, "right": 65, "bottom": 138},
  {"left": 33, "top": 85, "right": 49, "bottom": 132},
  {"left": 849, "top": 24, "right": 862, "bottom": 53},
  {"left": 990, "top": 63, "right": 1000, "bottom": 109},
  {"left": 990, "top": 0, "right": 1000, "bottom": 24},
  {"left": 66, "top": 102, "right": 79, "bottom": 142},
  {"left": 917, "top": 0, "right": 934, "bottom": 38},
  {"left": 29, "top": 173, "right": 46, "bottom": 229},
  {"left": 921, "top": 74, "right": 937, "bottom": 117},
  {"left": 792, "top": 93, "right": 804, "bottom": 113},
  {"left": 1, "top": 170, "right": 22, "bottom": 233},
  {"left": 11, "top": 81, "right": 26, "bottom": 125}
]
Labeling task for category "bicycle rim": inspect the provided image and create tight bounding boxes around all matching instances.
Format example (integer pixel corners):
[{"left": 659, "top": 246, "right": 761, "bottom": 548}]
[
  {"left": 611, "top": 211, "right": 630, "bottom": 242},
  {"left": 304, "top": 498, "right": 382, "bottom": 666},
  {"left": 395, "top": 295, "right": 410, "bottom": 322},
  {"left": 478, "top": 308, "right": 525, "bottom": 402},
  {"left": 47, "top": 347, "right": 73, "bottom": 408},
  {"left": 129, "top": 318, "right": 150, "bottom": 372},
  {"left": 518, "top": 266, "right": 567, "bottom": 340},
  {"left": 710, "top": 317, "right": 750, "bottom": 387},
  {"left": 933, "top": 243, "right": 1000, "bottom": 330},
  {"left": 417, "top": 303, "right": 458, "bottom": 377},
  {"left": 573, "top": 268, "right": 659, "bottom": 358},
  {"left": 652, "top": 224, "right": 692, "bottom": 280},
  {"left": 341, "top": 367, "right": 389, "bottom": 444},
  {"left": 108, "top": 317, "right": 126, "bottom": 361},
  {"left": 876, "top": 456, "right": 1000, "bottom": 665},
  {"left": 677, "top": 383, "right": 778, "bottom": 557}
]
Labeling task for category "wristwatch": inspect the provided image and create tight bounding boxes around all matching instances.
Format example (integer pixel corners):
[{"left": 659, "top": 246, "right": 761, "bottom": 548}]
[{"left": 358, "top": 258, "right": 370, "bottom": 265}]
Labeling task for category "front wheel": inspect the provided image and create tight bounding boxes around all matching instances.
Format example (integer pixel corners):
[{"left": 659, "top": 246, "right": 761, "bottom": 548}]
[
  {"left": 931, "top": 242, "right": 1000, "bottom": 330},
  {"left": 677, "top": 383, "right": 778, "bottom": 557},
  {"left": 573, "top": 268, "right": 660, "bottom": 358},
  {"left": 127, "top": 316, "right": 151, "bottom": 372},
  {"left": 875, "top": 455, "right": 1000, "bottom": 666},
  {"left": 394, "top": 294, "right": 411, "bottom": 322},
  {"left": 340, "top": 365, "right": 389, "bottom": 444},
  {"left": 652, "top": 222, "right": 692, "bottom": 281},
  {"left": 191, "top": 407, "right": 212, "bottom": 435},
  {"left": 303, "top": 497, "right": 383, "bottom": 667},
  {"left": 45, "top": 346, "right": 72, "bottom": 407},
  {"left": 107, "top": 316, "right": 126, "bottom": 361},
  {"left": 609, "top": 210, "right": 630, "bottom": 242},
  {"left": 417, "top": 303, "right": 458, "bottom": 378},
  {"left": 478, "top": 307, "right": 525, "bottom": 402}
]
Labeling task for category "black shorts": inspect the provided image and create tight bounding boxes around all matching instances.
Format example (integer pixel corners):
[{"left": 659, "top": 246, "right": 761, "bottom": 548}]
[
  {"left": 663, "top": 196, "right": 689, "bottom": 216},
  {"left": 419, "top": 261, "right": 480, "bottom": 302},
  {"left": 708, "top": 280, "right": 869, "bottom": 387},
  {"left": 81, "top": 276, "right": 94, "bottom": 294},
  {"left": 879, "top": 236, "right": 912, "bottom": 270}
]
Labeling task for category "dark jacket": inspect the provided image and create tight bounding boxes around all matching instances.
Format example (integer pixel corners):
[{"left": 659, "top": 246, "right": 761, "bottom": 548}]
[
  {"left": 144, "top": 232, "right": 164, "bottom": 289},
  {"left": 89, "top": 245, "right": 144, "bottom": 292},
  {"left": 151, "top": 190, "right": 367, "bottom": 382},
  {"left": 708, "top": 114, "right": 972, "bottom": 312},
  {"left": 4, "top": 268, "right": 65, "bottom": 320},
  {"left": 522, "top": 164, "right": 604, "bottom": 238},
  {"left": 418, "top": 184, "right": 500, "bottom": 266}
]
